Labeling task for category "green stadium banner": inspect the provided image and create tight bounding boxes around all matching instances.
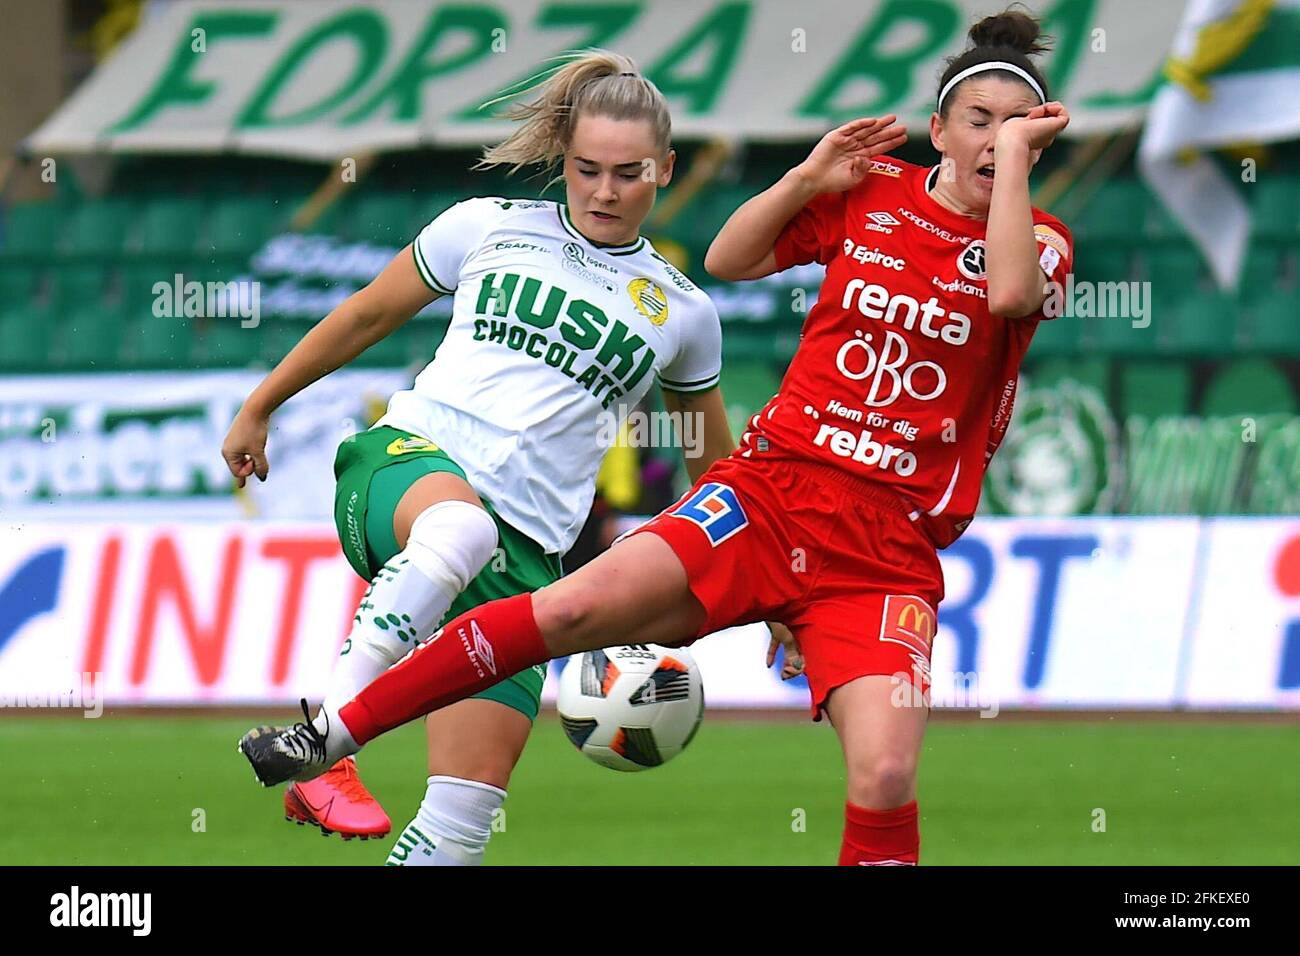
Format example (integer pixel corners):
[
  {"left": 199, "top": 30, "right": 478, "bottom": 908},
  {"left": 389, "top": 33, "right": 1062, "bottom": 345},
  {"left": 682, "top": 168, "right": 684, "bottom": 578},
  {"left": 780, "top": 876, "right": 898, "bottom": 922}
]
[{"left": 26, "top": 0, "right": 1183, "bottom": 159}]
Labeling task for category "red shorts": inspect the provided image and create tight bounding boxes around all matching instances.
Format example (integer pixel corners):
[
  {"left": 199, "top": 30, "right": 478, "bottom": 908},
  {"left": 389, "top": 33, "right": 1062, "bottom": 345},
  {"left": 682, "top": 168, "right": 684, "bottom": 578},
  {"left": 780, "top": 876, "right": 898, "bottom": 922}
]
[{"left": 628, "top": 454, "right": 944, "bottom": 720}]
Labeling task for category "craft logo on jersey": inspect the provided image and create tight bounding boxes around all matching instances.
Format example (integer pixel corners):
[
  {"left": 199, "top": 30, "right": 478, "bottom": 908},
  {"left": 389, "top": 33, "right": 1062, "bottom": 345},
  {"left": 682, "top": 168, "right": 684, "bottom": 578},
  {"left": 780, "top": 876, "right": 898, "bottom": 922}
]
[
  {"left": 627, "top": 277, "right": 669, "bottom": 326},
  {"left": 957, "top": 240, "right": 987, "bottom": 281},
  {"left": 670, "top": 481, "right": 748, "bottom": 546},
  {"left": 386, "top": 436, "right": 439, "bottom": 456},
  {"left": 879, "top": 595, "right": 936, "bottom": 657},
  {"left": 865, "top": 211, "right": 901, "bottom": 234}
]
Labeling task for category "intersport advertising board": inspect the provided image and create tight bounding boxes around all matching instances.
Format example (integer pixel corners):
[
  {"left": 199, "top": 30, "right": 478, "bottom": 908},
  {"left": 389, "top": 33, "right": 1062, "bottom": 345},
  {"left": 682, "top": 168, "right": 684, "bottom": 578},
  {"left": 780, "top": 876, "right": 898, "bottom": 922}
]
[{"left": 2, "top": 517, "right": 1297, "bottom": 711}]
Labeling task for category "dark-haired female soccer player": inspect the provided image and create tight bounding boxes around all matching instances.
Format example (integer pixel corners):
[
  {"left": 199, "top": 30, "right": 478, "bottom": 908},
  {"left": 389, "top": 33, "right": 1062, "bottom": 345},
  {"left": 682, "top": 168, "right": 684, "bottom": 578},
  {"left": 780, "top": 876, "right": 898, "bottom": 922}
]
[{"left": 241, "top": 9, "right": 1073, "bottom": 865}]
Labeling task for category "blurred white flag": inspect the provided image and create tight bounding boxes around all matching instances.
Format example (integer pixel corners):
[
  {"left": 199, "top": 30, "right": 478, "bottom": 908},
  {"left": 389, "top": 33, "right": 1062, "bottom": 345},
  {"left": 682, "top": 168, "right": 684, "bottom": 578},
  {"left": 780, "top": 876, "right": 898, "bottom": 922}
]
[{"left": 1138, "top": 0, "right": 1300, "bottom": 289}]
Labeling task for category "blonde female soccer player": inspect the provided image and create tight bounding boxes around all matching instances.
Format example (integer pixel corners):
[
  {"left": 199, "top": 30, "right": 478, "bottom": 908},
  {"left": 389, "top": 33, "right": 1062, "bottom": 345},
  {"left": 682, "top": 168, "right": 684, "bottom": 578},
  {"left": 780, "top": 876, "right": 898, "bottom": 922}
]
[
  {"left": 225, "top": 50, "right": 797, "bottom": 865},
  {"left": 239, "top": 8, "right": 1072, "bottom": 866}
]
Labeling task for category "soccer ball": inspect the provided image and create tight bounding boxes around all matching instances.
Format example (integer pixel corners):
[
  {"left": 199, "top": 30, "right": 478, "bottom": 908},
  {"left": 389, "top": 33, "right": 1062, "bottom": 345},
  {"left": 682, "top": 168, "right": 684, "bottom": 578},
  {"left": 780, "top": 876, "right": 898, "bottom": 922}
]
[{"left": 556, "top": 644, "right": 704, "bottom": 772}]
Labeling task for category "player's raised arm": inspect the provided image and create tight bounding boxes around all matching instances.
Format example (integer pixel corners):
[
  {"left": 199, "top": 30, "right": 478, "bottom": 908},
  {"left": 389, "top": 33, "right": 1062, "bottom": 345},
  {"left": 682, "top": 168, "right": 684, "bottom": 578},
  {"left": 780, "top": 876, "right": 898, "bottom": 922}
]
[
  {"left": 221, "top": 246, "right": 439, "bottom": 487},
  {"left": 985, "top": 101, "right": 1070, "bottom": 317},
  {"left": 704, "top": 116, "right": 907, "bottom": 281}
]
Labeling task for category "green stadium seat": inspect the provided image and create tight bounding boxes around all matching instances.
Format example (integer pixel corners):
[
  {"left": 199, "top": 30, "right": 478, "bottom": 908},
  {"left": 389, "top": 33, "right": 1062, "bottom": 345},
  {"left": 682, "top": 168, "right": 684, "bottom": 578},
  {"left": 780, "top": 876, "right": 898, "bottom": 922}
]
[
  {"left": 346, "top": 193, "right": 418, "bottom": 245},
  {"left": 60, "top": 199, "right": 136, "bottom": 259},
  {"left": 720, "top": 359, "right": 782, "bottom": 426},
  {"left": 133, "top": 196, "right": 206, "bottom": 257},
  {"left": 194, "top": 319, "right": 262, "bottom": 367},
  {"left": 53, "top": 306, "right": 126, "bottom": 370},
  {"left": 202, "top": 196, "right": 288, "bottom": 258},
  {"left": 1161, "top": 291, "right": 1240, "bottom": 356},
  {"left": 1093, "top": 311, "right": 1163, "bottom": 356},
  {"left": 0, "top": 305, "right": 55, "bottom": 371},
  {"left": 1118, "top": 361, "right": 1192, "bottom": 418},
  {"left": 1026, "top": 315, "right": 1078, "bottom": 358},
  {"left": 1251, "top": 177, "right": 1300, "bottom": 241},
  {"left": 257, "top": 321, "right": 306, "bottom": 366},
  {"left": 1143, "top": 196, "right": 1186, "bottom": 243},
  {"left": 1244, "top": 290, "right": 1300, "bottom": 355},
  {"left": 115, "top": 263, "right": 171, "bottom": 318},
  {"left": 1238, "top": 245, "right": 1284, "bottom": 301},
  {"left": 0, "top": 263, "right": 36, "bottom": 303},
  {"left": 1140, "top": 245, "right": 1205, "bottom": 299},
  {"left": 2, "top": 202, "right": 63, "bottom": 258},
  {"left": 1072, "top": 243, "right": 1131, "bottom": 284},
  {"left": 1200, "top": 358, "right": 1296, "bottom": 415},
  {"left": 52, "top": 265, "right": 110, "bottom": 313},
  {"left": 119, "top": 315, "right": 196, "bottom": 369},
  {"left": 1026, "top": 355, "right": 1110, "bottom": 396},
  {"left": 1073, "top": 180, "right": 1145, "bottom": 243}
]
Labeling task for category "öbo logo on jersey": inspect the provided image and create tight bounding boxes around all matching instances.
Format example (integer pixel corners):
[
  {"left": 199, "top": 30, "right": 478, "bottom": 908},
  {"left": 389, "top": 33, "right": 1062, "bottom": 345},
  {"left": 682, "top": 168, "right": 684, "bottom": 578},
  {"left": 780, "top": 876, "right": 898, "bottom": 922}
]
[{"left": 836, "top": 328, "right": 946, "bottom": 408}]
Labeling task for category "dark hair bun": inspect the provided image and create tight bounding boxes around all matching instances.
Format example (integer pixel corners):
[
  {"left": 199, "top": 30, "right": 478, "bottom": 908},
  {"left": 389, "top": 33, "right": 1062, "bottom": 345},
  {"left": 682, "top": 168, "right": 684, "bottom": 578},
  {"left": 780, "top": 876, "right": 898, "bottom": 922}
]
[{"left": 969, "top": 8, "right": 1051, "bottom": 56}]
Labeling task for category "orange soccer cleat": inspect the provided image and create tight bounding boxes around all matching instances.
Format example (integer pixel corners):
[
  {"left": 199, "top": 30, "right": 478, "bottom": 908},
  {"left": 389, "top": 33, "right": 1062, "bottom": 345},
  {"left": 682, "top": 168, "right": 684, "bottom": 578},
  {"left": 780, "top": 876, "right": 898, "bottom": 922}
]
[{"left": 283, "top": 757, "right": 392, "bottom": 840}]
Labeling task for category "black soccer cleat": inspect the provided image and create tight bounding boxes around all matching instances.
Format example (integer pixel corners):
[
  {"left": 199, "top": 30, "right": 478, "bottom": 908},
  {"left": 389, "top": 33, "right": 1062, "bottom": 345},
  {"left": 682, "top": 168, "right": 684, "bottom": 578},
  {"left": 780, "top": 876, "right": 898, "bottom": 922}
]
[{"left": 238, "top": 699, "right": 331, "bottom": 787}]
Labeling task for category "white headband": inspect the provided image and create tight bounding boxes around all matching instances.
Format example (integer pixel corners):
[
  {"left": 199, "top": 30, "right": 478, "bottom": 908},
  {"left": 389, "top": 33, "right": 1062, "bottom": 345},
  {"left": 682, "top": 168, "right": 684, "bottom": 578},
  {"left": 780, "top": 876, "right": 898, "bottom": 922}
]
[{"left": 937, "top": 60, "right": 1045, "bottom": 112}]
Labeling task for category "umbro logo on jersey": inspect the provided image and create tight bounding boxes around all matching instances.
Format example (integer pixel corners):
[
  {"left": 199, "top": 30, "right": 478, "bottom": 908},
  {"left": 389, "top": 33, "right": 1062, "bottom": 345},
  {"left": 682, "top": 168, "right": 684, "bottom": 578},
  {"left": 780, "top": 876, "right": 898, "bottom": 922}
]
[
  {"left": 386, "top": 436, "right": 439, "bottom": 456},
  {"left": 957, "top": 241, "right": 987, "bottom": 281},
  {"left": 865, "top": 211, "right": 902, "bottom": 234},
  {"left": 459, "top": 620, "right": 497, "bottom": 679}
]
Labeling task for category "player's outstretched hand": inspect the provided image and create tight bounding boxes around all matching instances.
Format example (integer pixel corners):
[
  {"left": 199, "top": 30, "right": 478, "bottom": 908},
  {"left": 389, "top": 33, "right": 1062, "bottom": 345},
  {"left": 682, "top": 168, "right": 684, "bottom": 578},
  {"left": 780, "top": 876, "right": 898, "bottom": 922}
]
[
  {"left": 222, "top": 408, "right": 270, "bottom": 488},
  {"left": 793, "top": 115, "right": 908, "bottom": 196},
  {"left": 765, "top": 622, "right": 805, "bottom": 681}
]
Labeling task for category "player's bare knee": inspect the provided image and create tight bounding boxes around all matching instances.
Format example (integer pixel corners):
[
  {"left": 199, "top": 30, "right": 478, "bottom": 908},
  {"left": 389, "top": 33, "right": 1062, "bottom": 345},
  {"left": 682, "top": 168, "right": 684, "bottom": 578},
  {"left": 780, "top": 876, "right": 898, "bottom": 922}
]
[
  {"left": 534, "top": 584, "right": 603, "bottom": 655},
  {"left": 847, "top": 755, "right": 917, "bottom": 807}
]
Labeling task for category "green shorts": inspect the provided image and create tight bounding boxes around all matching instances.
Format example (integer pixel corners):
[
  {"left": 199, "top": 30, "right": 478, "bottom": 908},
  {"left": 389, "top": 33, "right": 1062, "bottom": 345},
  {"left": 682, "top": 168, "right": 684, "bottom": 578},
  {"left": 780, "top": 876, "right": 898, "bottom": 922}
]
[{"left": 333, "top": 425, "right": 561, "bottom": 720}]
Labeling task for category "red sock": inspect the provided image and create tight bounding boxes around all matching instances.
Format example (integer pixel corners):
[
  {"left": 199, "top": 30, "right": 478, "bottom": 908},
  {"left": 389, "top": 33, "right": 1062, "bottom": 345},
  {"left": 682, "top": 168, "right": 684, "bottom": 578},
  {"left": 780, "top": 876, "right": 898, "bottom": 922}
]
[
  {"left": 339, "top": 592, "right": 548, "bottom": 745},
  {"left": 838, "top": 800, "right": 920, "bottom": 866}
]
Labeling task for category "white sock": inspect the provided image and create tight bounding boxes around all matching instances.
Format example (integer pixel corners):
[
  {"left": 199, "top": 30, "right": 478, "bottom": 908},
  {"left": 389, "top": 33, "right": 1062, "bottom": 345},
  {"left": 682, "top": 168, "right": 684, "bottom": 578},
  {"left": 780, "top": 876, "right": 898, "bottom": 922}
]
[
  {"left": 315, "top": 500, "right": 498, "bottom": 737},
  {"left": 384, "top": 775, "right": 506, "bottom": 866}
]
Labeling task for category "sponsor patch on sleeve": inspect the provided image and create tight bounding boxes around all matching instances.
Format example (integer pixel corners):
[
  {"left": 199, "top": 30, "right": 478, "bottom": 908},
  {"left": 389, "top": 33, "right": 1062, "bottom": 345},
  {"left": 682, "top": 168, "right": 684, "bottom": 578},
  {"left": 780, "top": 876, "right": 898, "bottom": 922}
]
[
  {"left": 1034, "top": 224, "right": 1070, "bottom": 258},
  {"left": 1038, "top": 244, "right": 1062, "bottom": 277}
]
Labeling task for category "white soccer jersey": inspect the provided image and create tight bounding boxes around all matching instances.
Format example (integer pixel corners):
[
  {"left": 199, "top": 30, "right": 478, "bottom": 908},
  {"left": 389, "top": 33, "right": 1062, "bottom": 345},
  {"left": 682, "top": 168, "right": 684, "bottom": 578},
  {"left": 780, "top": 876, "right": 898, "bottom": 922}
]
[{"left": 375, "top": 197, "right": 722, "bottom": 555}]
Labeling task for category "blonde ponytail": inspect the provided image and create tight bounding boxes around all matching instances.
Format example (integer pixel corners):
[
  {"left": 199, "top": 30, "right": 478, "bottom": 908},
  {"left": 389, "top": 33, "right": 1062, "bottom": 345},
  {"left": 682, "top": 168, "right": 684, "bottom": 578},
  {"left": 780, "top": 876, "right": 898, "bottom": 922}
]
[{"left": 476, "top": 49, "right": 671, "bottom": 176}]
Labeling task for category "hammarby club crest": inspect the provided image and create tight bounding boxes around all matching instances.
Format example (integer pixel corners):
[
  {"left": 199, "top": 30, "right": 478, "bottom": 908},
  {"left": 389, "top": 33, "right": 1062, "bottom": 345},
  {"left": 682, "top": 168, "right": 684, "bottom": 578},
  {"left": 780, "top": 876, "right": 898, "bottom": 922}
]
[{"left": 983, "top": 379, "right": 1119, "bottom": 516}]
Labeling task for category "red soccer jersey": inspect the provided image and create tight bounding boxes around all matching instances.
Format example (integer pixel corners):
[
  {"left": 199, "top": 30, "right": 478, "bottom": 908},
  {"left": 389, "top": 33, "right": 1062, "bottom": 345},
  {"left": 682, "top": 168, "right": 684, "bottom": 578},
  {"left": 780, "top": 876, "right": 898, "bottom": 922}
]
[{"left": 753, "top": 156, "right": 1074, "bottom": 548}]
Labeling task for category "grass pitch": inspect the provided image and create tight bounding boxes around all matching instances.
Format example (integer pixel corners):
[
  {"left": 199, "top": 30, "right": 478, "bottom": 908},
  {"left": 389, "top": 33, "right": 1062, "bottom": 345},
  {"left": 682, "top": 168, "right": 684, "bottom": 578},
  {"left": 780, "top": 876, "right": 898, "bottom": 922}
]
[{"left": 1, "top": 713, "right": 1296, "bottom": 865}]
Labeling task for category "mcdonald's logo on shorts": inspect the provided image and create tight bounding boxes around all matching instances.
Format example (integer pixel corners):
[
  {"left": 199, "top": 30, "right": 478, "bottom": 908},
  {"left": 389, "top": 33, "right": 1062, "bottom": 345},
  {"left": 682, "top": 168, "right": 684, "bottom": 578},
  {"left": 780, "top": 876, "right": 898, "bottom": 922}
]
[
  {"left": 879, "top": 595, "right": 937, "bottom": 656},
  {"left": 669, "top": 481, "right": 749, "bottom": 546}
]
